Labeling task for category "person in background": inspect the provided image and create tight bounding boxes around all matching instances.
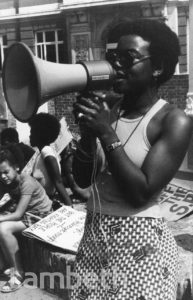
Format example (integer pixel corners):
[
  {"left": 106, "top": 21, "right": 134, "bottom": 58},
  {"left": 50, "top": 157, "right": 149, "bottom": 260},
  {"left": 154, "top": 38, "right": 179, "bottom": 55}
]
[
  {"left": 28, "top": 113, "right": 72, "bottom": 207},
  {"left": 0, "top": 146, "right": 52, "bottom": 293},
  {"left": 1, "top": 127, "right": 35, "bottom": 169},
  {"left": 72, "top": 19, "right": 193, "bottom": 299}
]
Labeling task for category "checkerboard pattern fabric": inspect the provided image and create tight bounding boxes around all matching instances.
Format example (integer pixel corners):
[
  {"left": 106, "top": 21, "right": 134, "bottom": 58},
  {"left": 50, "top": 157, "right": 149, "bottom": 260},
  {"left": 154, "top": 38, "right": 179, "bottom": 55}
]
[{"left": 71, "top": 212, "right": 178, "bottom": 300}]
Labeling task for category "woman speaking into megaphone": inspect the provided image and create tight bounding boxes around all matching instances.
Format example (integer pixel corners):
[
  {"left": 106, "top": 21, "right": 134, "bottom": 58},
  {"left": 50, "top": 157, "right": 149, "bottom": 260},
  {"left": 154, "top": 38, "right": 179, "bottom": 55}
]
[{"left": 71, "top": 19, "right": 193, "bottom": 300}]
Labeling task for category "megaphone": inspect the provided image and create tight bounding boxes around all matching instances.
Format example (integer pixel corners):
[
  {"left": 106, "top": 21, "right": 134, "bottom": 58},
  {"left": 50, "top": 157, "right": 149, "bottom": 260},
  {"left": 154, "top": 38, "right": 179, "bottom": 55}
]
[{"left": 2, "top": 42, "right": 116, "bottom": 122}]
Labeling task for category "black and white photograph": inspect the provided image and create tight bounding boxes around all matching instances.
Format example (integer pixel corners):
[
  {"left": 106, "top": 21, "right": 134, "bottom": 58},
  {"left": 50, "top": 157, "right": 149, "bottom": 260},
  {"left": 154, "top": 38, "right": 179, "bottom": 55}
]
[{"left": 0, "top": 0, "right": 193, "bottom": 299}]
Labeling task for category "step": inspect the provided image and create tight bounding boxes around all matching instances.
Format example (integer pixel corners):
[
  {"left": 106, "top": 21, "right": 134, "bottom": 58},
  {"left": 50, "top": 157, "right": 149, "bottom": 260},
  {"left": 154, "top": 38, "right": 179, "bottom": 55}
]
[{"left": 20, "top": 236, "right": 75, "bottom": 299}]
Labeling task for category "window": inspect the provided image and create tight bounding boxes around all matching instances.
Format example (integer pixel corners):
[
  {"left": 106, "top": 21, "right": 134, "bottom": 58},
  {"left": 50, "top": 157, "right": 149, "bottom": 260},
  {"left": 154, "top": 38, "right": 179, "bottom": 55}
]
[
  {"left": 0, "top": 35, "right": 8, "bottom": 72},
  {"left": 0, "top": 35, "right": 8, "bottom": 120},
  {"left": 35, "top": 29, "right": 66, "bottom": 63},
  {"left": 178, "top": 7, "right": 188, "bottom": 74},
  {"left": 71, "top": 33, "right": 92, "bottom": 63}
]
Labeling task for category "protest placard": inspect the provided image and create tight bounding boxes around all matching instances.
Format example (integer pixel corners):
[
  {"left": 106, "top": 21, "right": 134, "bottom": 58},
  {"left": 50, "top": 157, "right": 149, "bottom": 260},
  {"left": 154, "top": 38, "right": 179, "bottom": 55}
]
[
  {"left": 22, "top": 205, "right": 86, "bottom": 253},
  {"left": 160, "top": 183, "right": 193, "bottom": 221},
  {"left": 51, "top": 117, "right": 73, "bottom": 155}
]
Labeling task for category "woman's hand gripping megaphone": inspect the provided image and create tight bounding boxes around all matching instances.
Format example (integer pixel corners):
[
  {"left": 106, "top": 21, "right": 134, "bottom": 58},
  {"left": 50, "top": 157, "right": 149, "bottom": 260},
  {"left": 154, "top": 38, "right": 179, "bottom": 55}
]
[{"left": 74, "top": 92, "right": 111, "bottom": 137}]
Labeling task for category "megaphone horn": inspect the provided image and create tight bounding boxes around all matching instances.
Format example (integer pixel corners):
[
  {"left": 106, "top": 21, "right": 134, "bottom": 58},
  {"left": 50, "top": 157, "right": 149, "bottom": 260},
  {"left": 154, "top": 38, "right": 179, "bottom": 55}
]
[{"left": 2, "top": 42, "right": 116, "bottom": 122}]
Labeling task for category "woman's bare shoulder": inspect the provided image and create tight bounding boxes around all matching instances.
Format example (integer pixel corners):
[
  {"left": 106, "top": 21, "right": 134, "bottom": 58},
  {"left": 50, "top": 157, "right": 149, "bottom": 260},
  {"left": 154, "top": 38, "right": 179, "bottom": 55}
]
[{"left": 164, "top": 105, "right": 193, "bottom": 131}]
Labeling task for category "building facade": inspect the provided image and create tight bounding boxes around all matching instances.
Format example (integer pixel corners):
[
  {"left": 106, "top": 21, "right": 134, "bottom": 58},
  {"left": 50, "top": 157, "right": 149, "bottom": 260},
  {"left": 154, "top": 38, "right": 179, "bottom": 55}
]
[{"left": 0, "top": 0, "right": 191, "bottom": 168}]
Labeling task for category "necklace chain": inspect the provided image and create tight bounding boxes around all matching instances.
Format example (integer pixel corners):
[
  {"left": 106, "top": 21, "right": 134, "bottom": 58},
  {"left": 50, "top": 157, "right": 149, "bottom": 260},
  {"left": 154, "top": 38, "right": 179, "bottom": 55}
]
[{"left": 115, "top": 109, "right": 148, "bottom": 147}]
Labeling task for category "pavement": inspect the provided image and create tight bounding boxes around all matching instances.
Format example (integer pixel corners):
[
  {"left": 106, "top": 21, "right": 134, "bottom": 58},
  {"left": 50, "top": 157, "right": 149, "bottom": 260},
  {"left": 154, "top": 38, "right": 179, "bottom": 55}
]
[{"left": 0, "top": 279, "right": 63, "bottom": 300}]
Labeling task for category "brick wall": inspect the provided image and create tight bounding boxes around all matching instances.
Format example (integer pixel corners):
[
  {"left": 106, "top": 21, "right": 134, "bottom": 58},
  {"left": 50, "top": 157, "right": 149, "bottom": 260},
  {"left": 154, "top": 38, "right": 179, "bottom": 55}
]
[
  {"left": 157, "top": 74, "right": 193, "bottom": 170},
  {"left": 158, "top": 74, "right": 188, "bottom": 109},
  {"left": 52, "top": 93, "right": 79, "bottom": 137},
  {"left": 54, "top": 74, "right": 189, "bottom": 126}
]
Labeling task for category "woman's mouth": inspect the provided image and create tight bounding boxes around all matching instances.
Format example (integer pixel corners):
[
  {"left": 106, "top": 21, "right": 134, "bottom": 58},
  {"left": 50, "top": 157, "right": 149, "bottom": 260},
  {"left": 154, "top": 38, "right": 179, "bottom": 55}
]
[
  {"left": 116, "top": 70, "right": 126, "bottom": 80},
  {"left": 2, "top": 179, "right": 10, "bottom": 185}
]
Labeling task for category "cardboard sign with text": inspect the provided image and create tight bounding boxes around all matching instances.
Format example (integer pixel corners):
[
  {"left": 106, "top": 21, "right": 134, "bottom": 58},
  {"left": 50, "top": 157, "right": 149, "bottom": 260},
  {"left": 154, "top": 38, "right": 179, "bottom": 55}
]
[
  {"left": 22, "top": 205, "right": 86, "bottom": 253},
  {"left": 160, "top": 183, "right": 193, "bottom": 221}
]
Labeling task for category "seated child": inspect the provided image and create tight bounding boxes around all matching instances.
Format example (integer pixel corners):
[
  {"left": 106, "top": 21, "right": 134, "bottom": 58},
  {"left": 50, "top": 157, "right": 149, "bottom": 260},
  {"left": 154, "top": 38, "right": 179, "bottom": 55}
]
[{"left": 0, "top": 147, "right": 52, "bottom": 293}]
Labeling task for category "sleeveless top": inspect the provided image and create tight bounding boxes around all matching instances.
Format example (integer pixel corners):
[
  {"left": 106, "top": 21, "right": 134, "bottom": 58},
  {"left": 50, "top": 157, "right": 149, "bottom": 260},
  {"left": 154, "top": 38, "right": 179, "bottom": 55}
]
[{"left": 87, "top": 99, "right": 167, "bottom": 217}]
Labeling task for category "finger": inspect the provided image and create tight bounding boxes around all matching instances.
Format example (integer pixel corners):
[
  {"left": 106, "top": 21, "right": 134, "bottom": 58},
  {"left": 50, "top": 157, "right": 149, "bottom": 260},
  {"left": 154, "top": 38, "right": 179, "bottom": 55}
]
[
  {"left": 77, "top": 112, "right": 84, "bottom": 119},
  {"left": 73, "top": 105, "right": 86, "bottom": 123},
  {"left": 92, "top": 92, "right": 107, "bottom": 103},
  {"left": 78, "top": 92, "right": 106, "bottom": 104},
  {"left": 75, "top": 103, "right": 97, "bottom": 117},
  {"left": 82, "top": 98, "right": 100, "bottom": 110},
  {"left": 102, "top": 101, "right": 109, "bottom": 111},
  {"left": 79, "top": 92, "right": 104, "bottom": 104},
  {"left": 75, "top": 100, "right": 100, "bottom": 114},
  {"left": 78, "top": 114, "right": 94, "bottom": 130}
]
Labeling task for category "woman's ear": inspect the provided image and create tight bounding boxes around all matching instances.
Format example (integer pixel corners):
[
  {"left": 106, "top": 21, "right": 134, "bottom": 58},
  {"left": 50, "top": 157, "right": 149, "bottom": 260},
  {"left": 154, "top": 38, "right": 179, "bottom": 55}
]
[
  {"left": 15, "top": 165, "right": 20, "bottom": 172},
  {"left": 153, "top": 69, "right": 163, "bottom": 78},
  {"left": 152, "top": 61, "right": 164, "bottom": 79}
]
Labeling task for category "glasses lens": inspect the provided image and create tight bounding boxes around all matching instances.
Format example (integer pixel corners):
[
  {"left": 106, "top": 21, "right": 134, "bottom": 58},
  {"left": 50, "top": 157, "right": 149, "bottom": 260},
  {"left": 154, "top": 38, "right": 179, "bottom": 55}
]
[
  {"left": 106, "top": 50, "right": 142, "bottom": 68},
  {"left": 116, "top": 51, "right": 134, "bottom": 68},
  {"left": 124, "top": 52, "right": 135, "bottom": 67},
  {"left": 105, "top": 51, "right": 117, "bottom": 64},
  {"left": 106, "top": 50, "right": 135, "bottom": 67}
]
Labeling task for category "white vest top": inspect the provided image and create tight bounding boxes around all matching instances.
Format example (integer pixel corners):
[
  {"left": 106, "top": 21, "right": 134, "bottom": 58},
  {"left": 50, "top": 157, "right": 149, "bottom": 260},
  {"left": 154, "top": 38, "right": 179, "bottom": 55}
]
[{"left": 87, "top": 99, "right": 167, "bottom": 217}]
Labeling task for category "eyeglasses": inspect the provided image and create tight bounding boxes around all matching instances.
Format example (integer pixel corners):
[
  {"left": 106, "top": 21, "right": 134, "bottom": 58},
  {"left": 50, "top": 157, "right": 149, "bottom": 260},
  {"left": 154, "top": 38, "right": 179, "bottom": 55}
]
[{"left": 106, "top": 50, "right": 151, "bottom": 69}]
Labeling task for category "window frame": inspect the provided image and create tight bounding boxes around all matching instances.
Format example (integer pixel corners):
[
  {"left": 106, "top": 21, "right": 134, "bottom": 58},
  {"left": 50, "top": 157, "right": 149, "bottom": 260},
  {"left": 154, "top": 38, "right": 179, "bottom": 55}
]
[
  {"left": 35, "top": 29, "right": 65, "bottom": 63},
  {"left": 0, "top": 35, "right": 8, "bottom": 73},
  {"left": 0, "top": 35, "right": 8, "bottom": 120}
]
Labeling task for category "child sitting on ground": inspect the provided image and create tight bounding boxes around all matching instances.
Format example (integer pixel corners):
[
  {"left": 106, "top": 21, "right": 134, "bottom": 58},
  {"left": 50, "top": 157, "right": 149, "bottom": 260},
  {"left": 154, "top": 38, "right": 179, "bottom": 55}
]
[{"left": 0, "top": 146, "right": 52, "bottom": 293}]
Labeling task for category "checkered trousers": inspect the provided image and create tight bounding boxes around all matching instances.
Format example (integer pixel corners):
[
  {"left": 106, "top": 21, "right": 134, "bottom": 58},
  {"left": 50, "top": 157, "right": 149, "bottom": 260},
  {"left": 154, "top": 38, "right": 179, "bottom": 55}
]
[{"left": 71, "top": 212, "right": 178, "bottom": 300}]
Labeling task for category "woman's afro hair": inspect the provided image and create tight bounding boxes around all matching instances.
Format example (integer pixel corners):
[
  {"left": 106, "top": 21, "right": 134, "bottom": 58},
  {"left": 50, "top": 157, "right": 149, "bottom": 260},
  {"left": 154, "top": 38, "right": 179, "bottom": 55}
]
[{"left": 108, "top": 19, "right": 181, "bottom": 86}]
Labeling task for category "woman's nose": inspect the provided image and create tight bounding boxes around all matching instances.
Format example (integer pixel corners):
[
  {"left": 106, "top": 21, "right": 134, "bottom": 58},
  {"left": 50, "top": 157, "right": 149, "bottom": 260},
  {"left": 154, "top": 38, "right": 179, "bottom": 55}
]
[
  {"left": 113, "top": 59, "right": 123, "bottom": 69},
  {"left": 1, "top": 173, "right": 6, "bottom": 180}
]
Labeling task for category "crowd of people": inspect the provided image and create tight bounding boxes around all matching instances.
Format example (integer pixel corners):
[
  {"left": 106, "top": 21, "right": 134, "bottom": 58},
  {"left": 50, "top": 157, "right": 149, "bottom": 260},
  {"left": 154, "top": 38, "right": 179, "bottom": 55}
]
[
  {"left": 0, "top": 18, "right": 192, "bottom": 299},
  {"left": 0, "top": 113, "right": 89, "bottom": 292}
]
